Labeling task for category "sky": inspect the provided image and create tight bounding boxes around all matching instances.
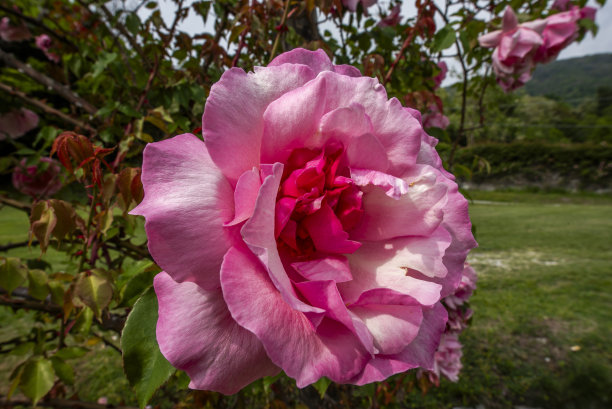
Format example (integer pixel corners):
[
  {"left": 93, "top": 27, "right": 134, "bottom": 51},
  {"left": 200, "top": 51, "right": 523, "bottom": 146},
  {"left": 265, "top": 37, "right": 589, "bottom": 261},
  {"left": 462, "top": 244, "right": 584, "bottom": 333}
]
[{"left": 147, "top": 0, "right": 612, "bottom": 80}]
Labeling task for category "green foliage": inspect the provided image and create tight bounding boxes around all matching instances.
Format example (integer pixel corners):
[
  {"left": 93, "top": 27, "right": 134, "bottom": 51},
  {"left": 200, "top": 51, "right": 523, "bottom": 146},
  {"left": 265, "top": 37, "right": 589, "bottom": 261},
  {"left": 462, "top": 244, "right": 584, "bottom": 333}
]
[{"left": 121, "top": 286, "right": 175, "bottom": 408}]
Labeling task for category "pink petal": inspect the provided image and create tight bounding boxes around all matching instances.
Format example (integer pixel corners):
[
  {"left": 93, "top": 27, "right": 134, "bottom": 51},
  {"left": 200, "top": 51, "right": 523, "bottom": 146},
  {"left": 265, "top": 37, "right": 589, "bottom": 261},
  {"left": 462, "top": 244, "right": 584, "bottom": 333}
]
[
  {"left": 154, "top": 272, "right": 279, "bottom": 394},
  {"left": 478, "top": 30, "right": 503, "bottom": 48},
  {"left": 302, "top": 202, "right": 362, "bottom": 254},
  {"left": 220, "top": 247, "right": 370, "bottom": 387},
  {"left": 349, "top": 303, "right": 447, "bottom": 384},
  {"left": 269, "top": 48, "right": 334, "bottom": 74},
  {"left": 334, "top": 64, "right": 362, "bottom": 77},
  {"left": 203, "top": 64, "right": 316, "bottom": 183},
  {"left": 502, "top": 6, "right": 518, "bottom": 32},
  {"left": 225, "top": 167, "right": 262, "bottom": 226},
  {"left": 350, "top": 304, "right": 423, "bottom": 355},
  {"left": 240, "top": 162, "right": 324, "bottom": 318},
  {"left": 130, "top": 134, "right": 234, "bottom": 290},
  {"left": 292, "top": 255, "right": 353, "bottom": 282},
  {"left": 350, "top": 167, "right": 447, "bottom": 240}
]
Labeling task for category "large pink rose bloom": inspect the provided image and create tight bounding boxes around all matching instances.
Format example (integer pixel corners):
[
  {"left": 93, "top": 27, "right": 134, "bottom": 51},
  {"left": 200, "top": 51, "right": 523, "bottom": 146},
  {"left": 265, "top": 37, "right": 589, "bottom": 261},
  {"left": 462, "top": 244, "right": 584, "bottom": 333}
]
[
  {"left": 131, "top": 49, "right": 476, "bottom": 394},
  {"left": 12, "top": 157, "right": 62, "bottom": 198},
  {"left": 534, "top": 6, "right": 597, "bottom": 63},
  {"left": 478, "top": 6, "right": 546, "bottom": 92}
]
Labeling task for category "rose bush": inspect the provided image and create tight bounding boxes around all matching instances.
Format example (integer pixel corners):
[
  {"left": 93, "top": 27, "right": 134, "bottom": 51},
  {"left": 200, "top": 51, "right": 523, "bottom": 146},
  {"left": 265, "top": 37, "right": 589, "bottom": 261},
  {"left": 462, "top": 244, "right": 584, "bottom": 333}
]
[{"left": 132, "top": 48, "right": 476, "bottom": 394}]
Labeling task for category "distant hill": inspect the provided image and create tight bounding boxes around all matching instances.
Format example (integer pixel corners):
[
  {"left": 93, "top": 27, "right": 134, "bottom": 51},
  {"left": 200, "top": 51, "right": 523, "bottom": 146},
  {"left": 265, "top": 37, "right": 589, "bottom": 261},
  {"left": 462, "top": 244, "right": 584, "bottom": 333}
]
[{"left": 525, "top": 53, "right": 612, "bottom": 101}]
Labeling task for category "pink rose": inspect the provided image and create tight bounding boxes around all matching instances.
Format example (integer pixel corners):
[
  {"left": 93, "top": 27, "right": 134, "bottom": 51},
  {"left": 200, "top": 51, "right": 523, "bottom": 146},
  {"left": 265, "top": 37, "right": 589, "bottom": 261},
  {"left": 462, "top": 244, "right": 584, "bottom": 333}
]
[
  {"left": 131, "top": 49, "right": 476, "bottom": 393},
  {"left": 432, "top": 333, "right": 463, "bottom": 382},
  {"left": 478, "top": 7, "right": 546, "bottom": 92},
  {"left": 422, "top": 105, "right": 450, "bottom": 130},
  {"left": 444, "top": 263, "right": 477, "bottom": 310},
  {"left": 343, "top": 0, "right": 377, "bottom": 12},
  {"left": 12, "top": 157, "right": 63, "bottom": 198},
  {"left": 0, "top": 108, "right": 39, "bottom": 140},
  {"left": 35, "top": 34, "right": 60, "bottom": 63},
  {"left": 433, "top": 61, "right": 448, "bottom": 89},
  {"left": 534, "top": 6, "right": 597, "bottom": 64},
  {"left": 0, "top": 17, "right": 31, "bottom": 42},
  {"left": 378, "top": 4, "right": 401, "bottom": 28}
]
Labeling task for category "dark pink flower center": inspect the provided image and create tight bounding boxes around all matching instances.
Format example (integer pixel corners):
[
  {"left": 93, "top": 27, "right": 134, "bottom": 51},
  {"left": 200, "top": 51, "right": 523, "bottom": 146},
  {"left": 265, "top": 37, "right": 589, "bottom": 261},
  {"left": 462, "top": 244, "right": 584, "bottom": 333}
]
[{"left": 275, "top": 143, "right": 363, "bottom": 258}]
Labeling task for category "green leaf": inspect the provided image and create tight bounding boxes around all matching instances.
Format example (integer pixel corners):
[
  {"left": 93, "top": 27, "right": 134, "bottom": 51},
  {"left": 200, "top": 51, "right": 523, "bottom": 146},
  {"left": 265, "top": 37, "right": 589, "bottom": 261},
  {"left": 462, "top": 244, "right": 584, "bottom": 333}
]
[
  {"left": 431, "top": 25, "right": 456, "bottom": 52},
  {"left": 54, "top": 346, "right": 88, "bottom": 360},
  {"left": 50, "top": 357, "right": 74, "bottom": 385},
  {"left": 312, "top": 377, "right": 331, "bottom": 398},
  {"left": 74, "top": 271, "right": 113, "bottom": 318},
  {"left": 118, "top": 261, "right": 158, "bottom": 308},
  {"left": 91, "top": 52, "right": 118, "bottom": 78},
  {"left": 28, "top": 269, "right": 48, "bottom": 301},
  {"left": 125, "top": 13, "right": 141, "bottom": 34},
  {"left": 19, "top": 357, "right": 55, "bottom": 405},
  {"left": 121, "top": 287, "right": 175, "bottom": 408},
  {"left": 72, "top": 307, "right": 93, "bottom": 334},
  {"left": 0, "top": 257, "right": 28, "bottom": 293}
]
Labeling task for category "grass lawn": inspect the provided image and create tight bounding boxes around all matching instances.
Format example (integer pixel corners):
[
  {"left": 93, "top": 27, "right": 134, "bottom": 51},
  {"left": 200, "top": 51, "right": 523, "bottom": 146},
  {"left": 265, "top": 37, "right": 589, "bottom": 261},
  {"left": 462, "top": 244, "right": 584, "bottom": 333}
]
[{"left": 1, "top": 190, "right": 611, "bottom": 408}]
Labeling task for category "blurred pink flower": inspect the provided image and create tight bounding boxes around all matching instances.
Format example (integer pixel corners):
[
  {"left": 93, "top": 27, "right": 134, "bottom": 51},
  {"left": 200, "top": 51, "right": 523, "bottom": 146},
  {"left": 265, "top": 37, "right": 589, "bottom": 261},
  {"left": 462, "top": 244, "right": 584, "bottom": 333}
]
[
  {"left": 444, "top": 263, "right": 477, "bottom": 310},
  {"left": 131, "top": 48, "right": 476, "bottom": 394},
  {"left": 551, "top": 0, "right": 572, "bottom": 11},
  {"left": 343, "top": 0, "right": 377, "bottom": 12},
  {"left": 534, "top": 6, "right": 597, "bottom": 63},
  {"left": 0, "top": 108, "right": 39, "bottom": 140},
  {"left": 432, "top": 332, "right": 463, "bottom": 382},
  {"left": 433, "top": 61, "right": 448, "bottom": 89},
  {"left": 478, "top": 6, "right": 546, "bottom": 92},
  {"left": 0, "top": 17, "right": 31, "bottom": 42},
  {"left": 12, "top": 157, "right": 63, "bottom": 198},
  {"left": 422, "top": 103, "right": 450, "bottom": 130},
  {"left": 378, "top": 4, "right": 401, "bottom": 27},
  {"left": 35, "top": 34, "right": 60, "bottom": 63}
]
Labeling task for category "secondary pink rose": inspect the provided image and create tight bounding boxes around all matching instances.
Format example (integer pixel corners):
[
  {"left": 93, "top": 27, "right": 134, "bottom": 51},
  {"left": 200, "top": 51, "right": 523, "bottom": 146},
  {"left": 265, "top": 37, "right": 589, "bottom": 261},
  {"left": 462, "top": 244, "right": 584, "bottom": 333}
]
[
  {"left": 478, "top": 6, "right": 546, "bottom": 92},
  {"left": 0, "top": 108, "right": 39, "bottom": 140},
  {"left": 132, "top": 48, "right": 476, "bottom": 394},
  {"left": 433, "top": 61, "right": 448, "bottom": 89},
  {"left": 378, "top": 4, "right": 401, "bottom": 27},
  {"left": 534, "top": 6, "right": 597, "bottom": 63},
  {"left": 432, "top": 332, "right": 463, "bottom": 382},
  {"left": 422, "top": 103, "right": 450, "bottom": 130},
  {"left": 12, "top": 157, "right": 63, "bottom": 198},
  {"left": 35, "top": 34, "right": 60, "bottom": 63},
  {"left": 343, "top": 0, "right": 377, "bottom": 12}
]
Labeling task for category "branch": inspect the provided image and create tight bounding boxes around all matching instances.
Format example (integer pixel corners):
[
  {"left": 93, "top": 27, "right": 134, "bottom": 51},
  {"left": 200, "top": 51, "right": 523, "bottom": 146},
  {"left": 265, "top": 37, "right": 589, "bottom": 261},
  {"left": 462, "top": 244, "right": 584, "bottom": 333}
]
[
  {"left": 0, "top": 396, "right": 138, "bottom": 409},
  {"left": 0, "top": 49, "right": 98, "bottom": 115},
  {"left": 0, "top": 240, "right": 39, "bottom": 252},
  {"left": 0, "top": 289, "right": 126, "bottom": 333},
  {"left": 0, "top": 83, "right": 97, "bottom": 134},
  {"left": 0, "top": 194, "right": 31, "bottom": 213},
  {"left": 383, "top": 29, "right": 416, "bottom": 85},
  {"left": 269, "top": 0, "right": 291, "bottom": 62}
]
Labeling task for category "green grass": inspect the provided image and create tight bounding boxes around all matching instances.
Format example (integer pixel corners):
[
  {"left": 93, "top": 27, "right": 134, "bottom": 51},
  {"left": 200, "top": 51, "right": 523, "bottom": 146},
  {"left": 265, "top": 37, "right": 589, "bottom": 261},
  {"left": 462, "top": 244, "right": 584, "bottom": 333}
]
[{"left": 1, "top": 191, "right": 611, "bottom": 408}]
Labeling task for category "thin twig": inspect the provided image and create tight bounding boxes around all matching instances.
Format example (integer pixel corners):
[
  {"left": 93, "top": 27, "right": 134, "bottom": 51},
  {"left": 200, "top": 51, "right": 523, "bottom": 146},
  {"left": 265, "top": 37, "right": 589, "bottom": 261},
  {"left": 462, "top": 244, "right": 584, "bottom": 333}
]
[
  {"left": 0, "top": 83, "right": 97, "bottom": 134},
  {"left": 0, "top": 194, "right": 31, "bottom": 212},
  {"left": 0, "top": 240, "right": 39, "bottom": 252},
  {"left": 269, "top": 0, "right": 291, "bottom": 62},
  {"left": 92, "top": 331, "right": 121, "bottom": 353},
  {"left": 383, "top": 29, "right": 416, "bottom": 85},
  {"left": 0, "top": 49, "right": 98, "bottom": 115}
]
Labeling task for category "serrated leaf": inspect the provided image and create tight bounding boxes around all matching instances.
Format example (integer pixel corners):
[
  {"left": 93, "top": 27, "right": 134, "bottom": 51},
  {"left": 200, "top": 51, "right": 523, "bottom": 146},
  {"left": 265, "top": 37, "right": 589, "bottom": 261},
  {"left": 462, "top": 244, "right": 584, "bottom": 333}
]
[
  {"left": 312, "top": 377, "right": 331, "bottom": 398},
  {"left": 432, "top": 25, "right": 456, "bottom": 52},
  {"left": 74, "top": 272, "right": 113, "bottom": 318},
  {"left": 121, "top": 287, "right": 175, "bottom": 408},
  {"left": 19, "top": 357, "right": 55, "bottom": 404},
  {"left": 0, "top": 257, "right": 28, "bottom": 293},
  {"left": 50, "top": 357, "right": 74, "bottom": 385}
]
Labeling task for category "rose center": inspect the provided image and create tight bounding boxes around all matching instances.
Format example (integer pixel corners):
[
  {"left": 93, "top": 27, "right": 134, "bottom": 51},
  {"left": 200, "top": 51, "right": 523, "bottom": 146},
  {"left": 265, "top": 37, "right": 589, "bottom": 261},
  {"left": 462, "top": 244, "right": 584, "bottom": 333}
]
[{"left": 274, "top": 143, "right": 363, "bottom": 258}]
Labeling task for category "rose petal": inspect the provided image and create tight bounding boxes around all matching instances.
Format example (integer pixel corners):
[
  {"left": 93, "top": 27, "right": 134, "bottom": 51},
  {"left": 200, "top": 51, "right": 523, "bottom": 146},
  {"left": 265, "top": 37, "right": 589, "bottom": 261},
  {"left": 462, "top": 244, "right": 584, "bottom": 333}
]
[
  {"left": 225, "top": 167, "right": 262, "bottom": 226},
  {"left": 269, "top": 48, "right": 334, "bottom": 74},
  {"left": 221, "top": 247, "right": 370, "bottom": 387},
  {"left": 130, "top": 134, "right": 234, "bottom": 290},
  {"left": 292, "top": 255, "right": 353, "bottom": 283},
  {"left": 154, "top": 272, "right": 279, "bottom": 394},
  {"left": 203, "top": 64, "right": 316, "bottom": 183}
]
